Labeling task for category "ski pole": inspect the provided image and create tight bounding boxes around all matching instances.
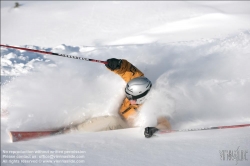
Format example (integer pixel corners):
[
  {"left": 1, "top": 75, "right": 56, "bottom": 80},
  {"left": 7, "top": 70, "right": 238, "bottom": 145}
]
[
  {"left": 0, "top": 44, "right": 108, "bottom": 64},
  {"left": 157, "top": 123, "right": 250, "bottom": 134}
]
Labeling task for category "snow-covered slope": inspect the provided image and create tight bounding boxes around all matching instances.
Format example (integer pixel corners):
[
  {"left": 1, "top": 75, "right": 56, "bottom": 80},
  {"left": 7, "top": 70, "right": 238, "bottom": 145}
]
[
  {"left": 2, "top": 127, "right": 250, "bottom": 166},
  {"left": 1, "top": 1, "right": 250, "bottom": 166}
]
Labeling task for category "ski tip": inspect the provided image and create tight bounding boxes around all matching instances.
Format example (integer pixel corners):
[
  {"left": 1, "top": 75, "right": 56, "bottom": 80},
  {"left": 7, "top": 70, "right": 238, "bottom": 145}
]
[{"left": 8, "top": 130, "right": 59, "bottom": 142}]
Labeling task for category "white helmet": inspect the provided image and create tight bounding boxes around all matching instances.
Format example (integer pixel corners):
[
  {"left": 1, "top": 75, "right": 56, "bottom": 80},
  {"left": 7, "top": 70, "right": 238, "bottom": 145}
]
[{"left": 125, "top": 77, "right": 152, "bottom": 104}]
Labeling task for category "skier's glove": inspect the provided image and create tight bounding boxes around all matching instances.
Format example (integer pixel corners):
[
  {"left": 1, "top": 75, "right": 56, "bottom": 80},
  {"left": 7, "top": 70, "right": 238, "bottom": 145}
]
[
  {"left": 144, "top": 127, "right": 159, "bottom": 138},
  {"left": 105, "top": 58, "right": 122, "bottom": 71}
]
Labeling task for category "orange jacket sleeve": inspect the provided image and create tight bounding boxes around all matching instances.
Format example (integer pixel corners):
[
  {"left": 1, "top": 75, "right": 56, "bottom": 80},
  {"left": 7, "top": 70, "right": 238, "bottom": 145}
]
[
  {"left": 111, "top": 59, "right": 144, "bottom": 83},
  {"left": 106, "top": 59, "right": 144, "bottom": 121}
]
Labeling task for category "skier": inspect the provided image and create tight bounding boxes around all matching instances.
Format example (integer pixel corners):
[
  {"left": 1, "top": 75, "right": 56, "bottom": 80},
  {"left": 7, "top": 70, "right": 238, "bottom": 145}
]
[
  {"left": 62, "top": 58, "right": 171, "bottom": 138},
  {"left": 105, "top": 58, "right": 171, "bottom": 138}
]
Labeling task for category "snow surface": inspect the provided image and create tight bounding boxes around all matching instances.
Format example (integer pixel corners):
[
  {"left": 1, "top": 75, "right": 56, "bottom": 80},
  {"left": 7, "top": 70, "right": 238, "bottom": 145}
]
[{"left": 1, "top": 1, "right": 250, "bottom": 166}]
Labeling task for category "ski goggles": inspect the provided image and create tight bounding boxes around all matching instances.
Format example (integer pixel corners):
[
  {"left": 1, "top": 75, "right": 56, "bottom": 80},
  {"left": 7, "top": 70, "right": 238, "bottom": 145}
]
[
  {"left": 125, "top": 89, "right": 150, "bottom": 100},
  {"left": 125, "top": 93, "right": 134, "bottom": 100}
]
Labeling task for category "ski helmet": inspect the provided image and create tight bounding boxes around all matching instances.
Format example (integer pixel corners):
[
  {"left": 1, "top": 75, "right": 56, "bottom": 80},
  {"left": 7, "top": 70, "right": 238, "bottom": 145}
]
[{"left": 125, "top": 76, "right": 152, "bottom": 104}]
